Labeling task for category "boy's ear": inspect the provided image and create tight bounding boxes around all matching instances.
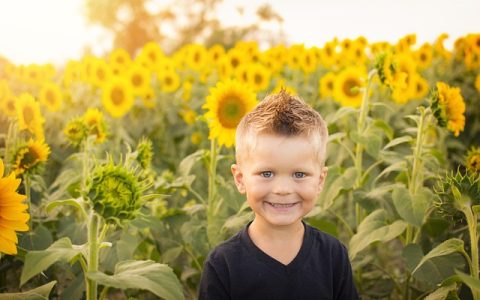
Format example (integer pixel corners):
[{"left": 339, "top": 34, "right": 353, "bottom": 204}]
[
  {"left": 317, "top": 166, "right": 328, "bottom": 194},
  {"left": 231, "top": 163, "right": 246, "bottom": 194}
]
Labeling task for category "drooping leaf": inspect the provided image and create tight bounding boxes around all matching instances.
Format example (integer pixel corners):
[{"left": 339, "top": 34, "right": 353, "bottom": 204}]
[
  {"left": 412, "top": 239, "right": 465, "bottom": 275},
  {"left": 21, "top": 238, "right": 83, "bottom": 286},
  {"left": 87, "top": 260, "right": 184, "bottom": 300},
  {"left": 349, "top": 209, "right": 407, "bottom": 260}
]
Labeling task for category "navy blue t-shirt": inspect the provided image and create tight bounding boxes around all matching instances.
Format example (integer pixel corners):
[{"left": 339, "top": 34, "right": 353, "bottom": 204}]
[{"left": 199, "top": 221, "right": 358, "bottom": 300}]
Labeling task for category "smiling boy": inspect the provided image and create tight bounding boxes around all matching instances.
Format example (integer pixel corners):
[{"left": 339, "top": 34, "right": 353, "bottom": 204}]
[{"left": 199, "top": 90, "right": 358, "bottom": 299}]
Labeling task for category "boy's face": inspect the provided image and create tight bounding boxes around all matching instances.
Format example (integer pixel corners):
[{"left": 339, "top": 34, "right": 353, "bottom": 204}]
[{"left": 231, "top": 133, "right": 327, "bottom": 228}]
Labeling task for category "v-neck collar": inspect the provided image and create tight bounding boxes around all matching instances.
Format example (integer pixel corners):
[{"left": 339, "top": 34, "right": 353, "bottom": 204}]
[{"left": 240, "top": 220, "right": 313, "bottom": 275}]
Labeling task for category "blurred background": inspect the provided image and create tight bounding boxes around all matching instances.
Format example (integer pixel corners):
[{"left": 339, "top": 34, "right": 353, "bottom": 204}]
[{"left": 0, "top": 0, "right": 478, "bottom": 65}]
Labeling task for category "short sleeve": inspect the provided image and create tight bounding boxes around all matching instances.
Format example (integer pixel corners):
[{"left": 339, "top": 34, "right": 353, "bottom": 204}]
[
  {"left": 198, "top": 255, "right": 230, "bottom": 300},
  {"left": 334, "top": 244, "right": 359, "bottom": 300}
]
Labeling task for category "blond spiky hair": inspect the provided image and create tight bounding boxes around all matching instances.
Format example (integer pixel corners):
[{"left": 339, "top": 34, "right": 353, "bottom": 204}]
[{"left": 235, "top": 89, "right": 328, "bottom": 165}]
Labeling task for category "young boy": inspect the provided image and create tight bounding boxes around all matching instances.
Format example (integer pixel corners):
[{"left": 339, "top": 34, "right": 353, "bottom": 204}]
[{"left": 199, "top": 90, "right": 358, "bottom": 299}]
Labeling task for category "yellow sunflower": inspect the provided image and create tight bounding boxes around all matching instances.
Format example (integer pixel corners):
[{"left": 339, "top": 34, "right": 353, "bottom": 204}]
[
  {"left": 333, "top": 67, "right": 366, "bottom": 107},
  {"left": 415, "top": 44, "right": 433, "bottom": 70},
  {"left": 101, "top": 76, "right": 134, "bottom": 118},
  {"left": 11, "top": 139, "right": 50, "bottom": 176},
  {"left": 208, "top": 44, "right": 226, "bottom": 65},
  {"left": 319, "top": 72, "right": 336, "bottom": 99},
  {"left": 430, "top": 82, "right": 466, "bottom": 137},
  {"left": 109, "top": 48, "right": 132, "bottom": 69},
  {"left": 466, "top": 147, "right": 480, "bottom": 174},
  {"left": 139, "top": 42, "right": 164, "bottom": 70},
  {"left": 127, "top": 64, "right": 151, "bottom": 96},
  {"left": 411, "top": 75, "right": 429, "bottom": 99},
  {"left": 300, "top": 49, "right": 318, "bottom": 74},
  {"left": 186, "top": 44, "right": 208, "bottom": 72},
  {"left": 227, "top": 49, "right": 247, "bottom": 72},
  {"left": 0, "top": 158, "right": 29, "bottom": 255},
  {"left": 62, "top": 60, "right": 82, "bottom": 88},
  {"left": 83, "top": 108, "right": 107, "bottom": 143},
  {"left": 247, "top": 63, "right": 271, "bottom": 92},
  {"left": 158, "top": 69, "right": 180, "bottom": 93},
  {"left": 319, "top": 41, "right": 338, "bottom": 68},
  {"left": 286, "top": 44, "right": 305, "bottom": 70},
  {"left": 141, "top": 87, "right": 156, "bottom": 108},
  {"left": 180, "top": 108, "right": 197, "bottom": 125},
  {"left": 203, "top": 80, "right": 257, "bottom": 148},
  {"left": 375, "top": 52, "right": 407, "bottom": 92},
  {"left": 15, "top": 93, "right": 45, "bottom": 139},
  {"left": 1, "top": 92, "right": 17, "bottom": 118},
  {"left": 39, "top": 82, "right": 62, "bottom": 112},
  {"left": 90, "top": 59, "right": 112, "bottom": 88}
]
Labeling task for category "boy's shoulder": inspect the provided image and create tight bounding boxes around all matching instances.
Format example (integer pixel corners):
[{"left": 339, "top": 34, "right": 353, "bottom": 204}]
[{"left": 206, "top": 226, "right": 247, "bottom": 262}]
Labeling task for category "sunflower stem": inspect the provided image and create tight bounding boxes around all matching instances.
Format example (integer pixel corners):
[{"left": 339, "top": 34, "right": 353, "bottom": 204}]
[
  {"left": 24, "top": 175, "right": 32, "bottom": 231},
  {"left": 207, "top": 138, "right": 219, "bottom": 246},
  {"left": 354, "top": 69, "right": 376, "bottom": 228},
  {"left": 86, "top": 212, "right": 99, "bottom": 300},
  {"left": 406, "top": 107, "right": 428, "bottom": 245},
  {"left": 463, "top": 205, "right": 479, "bottom": 300}
]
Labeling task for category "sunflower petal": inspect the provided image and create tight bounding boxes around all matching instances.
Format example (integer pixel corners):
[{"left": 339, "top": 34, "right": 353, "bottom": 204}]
[{"left": 0, "top": 234, "right": 17, "bottom": 255}]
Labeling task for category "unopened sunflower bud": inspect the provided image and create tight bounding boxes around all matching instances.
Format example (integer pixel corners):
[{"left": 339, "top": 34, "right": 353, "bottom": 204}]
[{"left": 86, "top": 160, "right": 146, "bottom": 224}]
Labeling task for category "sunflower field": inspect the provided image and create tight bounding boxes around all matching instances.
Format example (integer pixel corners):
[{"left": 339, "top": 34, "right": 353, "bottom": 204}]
[{"left": 1, "top": 33, "right": 480, "bottom": 299}]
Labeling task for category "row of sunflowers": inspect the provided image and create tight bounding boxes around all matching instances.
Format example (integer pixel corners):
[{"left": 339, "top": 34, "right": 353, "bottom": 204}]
[{"left": 0, "top": 33, "right": 480, "bottom": 299}]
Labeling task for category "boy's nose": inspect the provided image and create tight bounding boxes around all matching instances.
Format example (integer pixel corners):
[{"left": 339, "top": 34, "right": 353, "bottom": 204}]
[{"left": 272, "top": 177, "right": 294, "bottom": 195}]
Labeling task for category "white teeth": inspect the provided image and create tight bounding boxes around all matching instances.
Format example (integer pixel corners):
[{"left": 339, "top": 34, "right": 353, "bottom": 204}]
[{"left": 269, "top": 202, "right": 296, "bottom": 208}]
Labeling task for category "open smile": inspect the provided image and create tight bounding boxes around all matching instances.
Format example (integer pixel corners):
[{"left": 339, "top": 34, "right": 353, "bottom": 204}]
[{"left": 265, "top": 201, "right": 299, "bottom": 209}]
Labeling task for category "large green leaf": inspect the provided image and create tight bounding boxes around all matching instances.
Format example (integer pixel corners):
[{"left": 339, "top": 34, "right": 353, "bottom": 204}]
[
  {"left": 403, "top": 244, "right": 465, "bottom": 287},
  {"left": 412, "top": 239, "right": 466, "bottom": 275},
  {"left": 87, "top": 260, "right": 184, "bottom": 300},
  {"left": 0, "top": 281, "right": 56, "bottom": 300},
  {"left": 349, "top": 209, "right": 407, "bottom": 260},
  {"left": 20, "top": 237, "right": 84, "bottom": 286},
  {"left": 392, "top": 186, "right": 431, "bottom": 227}
]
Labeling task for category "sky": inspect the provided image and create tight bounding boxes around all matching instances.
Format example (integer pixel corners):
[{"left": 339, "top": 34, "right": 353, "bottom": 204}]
[{"left": 0, "top": 0, "right": 478, "bottom": 65}]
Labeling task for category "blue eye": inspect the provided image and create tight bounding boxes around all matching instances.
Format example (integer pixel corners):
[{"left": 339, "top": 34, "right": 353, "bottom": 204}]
[
  {"left": 260, "top": 171, "right": 273, "bottom": 178},
  {"left": 294, "top": 172, "right": 306, "bottom": 178}
]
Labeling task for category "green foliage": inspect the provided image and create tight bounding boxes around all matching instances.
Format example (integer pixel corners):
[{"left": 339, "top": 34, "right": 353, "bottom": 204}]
[{"left": 87, "top": 260, "right": 184, "bottom": 300}]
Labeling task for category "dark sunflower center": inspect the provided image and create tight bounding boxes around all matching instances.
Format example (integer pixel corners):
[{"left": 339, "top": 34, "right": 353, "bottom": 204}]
[
  {"left": 132, "top": 74, "right": 143, "bottom": 87},
  {"left": 327, "top": 81, "right": 334, "bottom": 90},
  {"left": 20, "top": 148, "right": 40, "bottom": 168},
  {"left": 97, "top": 68, "right": 106, "bottom": 81},
  {"left": 164, "top": 76, "right": 173, "bottom": 86},
  {"left": 254, "top": 73, "right": 263, "bottom": 85},
  {"left": 231, "top": 58, "right": 239, "bottom": 68},
  {"left": 46, "top": 90, "right": 56, "bottom": 105},
  {"left": 343, "top": 78, "right": 360, "bottom": 97},
  {"left": 111, "top": 87, "right": 125, "bottom": 106},
  {"left": 194, "top": 52, "right": 201, "bottom": 63},
  {"left": 23, "top": 106, "right": 35, "bottom": 124},
  {"left": 217, "top": 96, "right": 246, "bottom": 129}
]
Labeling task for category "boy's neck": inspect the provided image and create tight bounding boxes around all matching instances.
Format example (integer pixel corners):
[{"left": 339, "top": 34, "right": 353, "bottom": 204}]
[
  {"left": 248, "top": 219, "right": 305, "bottom": 265},
  {"left": 249, "top": 218, "right": 305, "bottom": 241}
]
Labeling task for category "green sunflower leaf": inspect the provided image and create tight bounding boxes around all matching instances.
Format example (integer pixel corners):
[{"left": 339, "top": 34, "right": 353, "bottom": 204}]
[
  {"left": 87, "top": 260, "right": 184, "bottom": 300},
  {"left": 20, "top": 238, "right": 83, "bottom": 286}
]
